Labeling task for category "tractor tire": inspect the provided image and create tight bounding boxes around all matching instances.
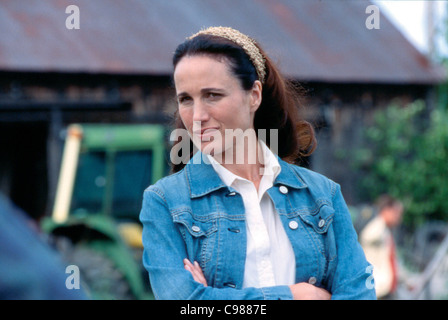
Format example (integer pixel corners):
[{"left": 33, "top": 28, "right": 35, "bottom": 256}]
[{"left": 55, "top": 237, "right": 135, "bottom": 300}]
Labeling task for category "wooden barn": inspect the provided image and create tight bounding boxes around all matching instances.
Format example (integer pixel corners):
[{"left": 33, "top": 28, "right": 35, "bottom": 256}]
[{"left": 0, "top": 0, "right": 444, "bottom": 219}]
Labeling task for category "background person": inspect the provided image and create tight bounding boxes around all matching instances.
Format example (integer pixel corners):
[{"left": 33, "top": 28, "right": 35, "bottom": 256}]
[
  {"left": 0, "top": 193, "right": 87, "bottom": 300},
  {"left": 360, "top": 194, "right": 404, "bottom": 299}
]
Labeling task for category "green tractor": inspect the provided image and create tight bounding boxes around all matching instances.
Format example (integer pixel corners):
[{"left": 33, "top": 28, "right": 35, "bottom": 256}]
[{"left": 42, "top": 123, "right": 168, "bottom": 299}]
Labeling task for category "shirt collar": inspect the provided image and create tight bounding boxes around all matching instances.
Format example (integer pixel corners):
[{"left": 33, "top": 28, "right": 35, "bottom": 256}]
[
  {"left": 185, "top": 144, "right": 307, "bottom": 199},
  {"left": 205, "top": 140, "right": 281, "bottom": 188}
]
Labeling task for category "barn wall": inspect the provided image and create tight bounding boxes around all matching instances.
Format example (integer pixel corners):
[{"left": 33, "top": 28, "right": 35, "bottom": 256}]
[
  {"left": 302, "top": 82, "right": 433, "bottom": 204},
  {"left": 0, "top": 72, "right": 176, "bottom": 219}
]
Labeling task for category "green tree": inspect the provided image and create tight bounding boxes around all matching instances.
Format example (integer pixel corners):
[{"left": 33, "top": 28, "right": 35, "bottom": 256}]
[{"left": 355, "top": 100, "right": 448, "bottom": 227}]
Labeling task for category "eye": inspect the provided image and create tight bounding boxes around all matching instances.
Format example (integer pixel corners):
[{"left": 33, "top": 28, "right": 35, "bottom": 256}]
[
  {"left": 205, "top": 92, "right": 221, "bottom": 101},
  {"left": 178, "top": 95, "right": 192, "bottom": 105}
]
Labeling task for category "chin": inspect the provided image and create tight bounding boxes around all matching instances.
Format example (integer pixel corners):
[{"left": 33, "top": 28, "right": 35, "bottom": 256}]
[{"left": 200, "top": 141, "right": 223, "bottom": 156}]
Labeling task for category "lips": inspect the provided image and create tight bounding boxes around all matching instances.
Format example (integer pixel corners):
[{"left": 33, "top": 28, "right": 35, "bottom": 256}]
[
  {"left": 193, "top": 127, "right": 218, "bottom": 134},
  {"left": 193, "top": 127, "right": 219, "bottom": 141}
]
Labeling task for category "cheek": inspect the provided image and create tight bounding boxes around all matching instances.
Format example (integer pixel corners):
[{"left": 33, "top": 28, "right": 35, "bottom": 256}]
[
  {"left": 178, "top": 107, "right": 193, "bottom": 130},
  {"left": 226, "top": 108, "right": 253, "bottom": 130},
  {"left": 219, "top": 99, "right": 252, "bottom": 127}
]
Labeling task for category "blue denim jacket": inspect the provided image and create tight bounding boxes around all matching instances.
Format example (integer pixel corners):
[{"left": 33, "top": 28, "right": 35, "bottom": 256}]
[{"left": 140, "top": 152, "right": 376, "bottom": 300}]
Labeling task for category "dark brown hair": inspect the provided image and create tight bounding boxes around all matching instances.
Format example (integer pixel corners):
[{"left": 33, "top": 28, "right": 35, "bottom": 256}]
[
  {"left": 376, "top": 194, "right": 403, "bottom": 212},
  {"left": 171, "top": 34, "right": 316, "bottom": 172}
]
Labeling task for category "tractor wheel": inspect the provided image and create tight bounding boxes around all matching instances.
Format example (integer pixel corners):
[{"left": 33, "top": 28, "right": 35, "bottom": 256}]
[{"left": 55, "top": 237, "right": 135, "bottom": 300}]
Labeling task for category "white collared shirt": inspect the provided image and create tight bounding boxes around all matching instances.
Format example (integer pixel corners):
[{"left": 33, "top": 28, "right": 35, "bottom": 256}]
[{"left": 207, "top": 141, "right": 296, "bottom": 288}]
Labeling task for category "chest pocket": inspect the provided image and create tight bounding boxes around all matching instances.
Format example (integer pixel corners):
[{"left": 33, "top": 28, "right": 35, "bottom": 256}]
[
  {"left": 173, "top": 211, "right": 218, "bottom": 266},
  {"left": 298, "top": 205, "right": 336, "bottom": 262}
]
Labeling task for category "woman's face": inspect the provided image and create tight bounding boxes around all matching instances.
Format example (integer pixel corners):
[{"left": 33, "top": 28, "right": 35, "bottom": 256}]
[{"left": 174, "top": 55, "right": 262, "bottom": 160}]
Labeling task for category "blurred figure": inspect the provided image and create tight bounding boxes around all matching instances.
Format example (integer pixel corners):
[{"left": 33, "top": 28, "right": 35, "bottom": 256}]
[
  {"left": 360, "top": 194, "right": 404, "bottom": 299},
  {"left": 0, "top": 193, "right": 87, "bottom": 300}
]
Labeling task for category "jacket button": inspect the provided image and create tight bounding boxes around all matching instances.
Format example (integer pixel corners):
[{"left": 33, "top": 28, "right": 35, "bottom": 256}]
[
  {"left": 191, "top": 225, "right": 201, "bottom": 233},
  {"left": 318, "top": 219, "right": 325, "bottom": 228},
  {"left": 279, "top": 186, "right": 288, "bottom": 194},
  {"left": 289, "top": 221, "right": 298, "bottom": 230},
  {"left": 308, "top": 277, "right": 317, "bottom": 285}
]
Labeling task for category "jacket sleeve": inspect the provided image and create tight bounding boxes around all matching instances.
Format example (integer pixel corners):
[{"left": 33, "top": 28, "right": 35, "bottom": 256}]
[
  {"left": 328, "top": 183, "right": 377, "bottom": 300},
  {"left": 140, "top": 187, "right": 293, "bottom": 300}
]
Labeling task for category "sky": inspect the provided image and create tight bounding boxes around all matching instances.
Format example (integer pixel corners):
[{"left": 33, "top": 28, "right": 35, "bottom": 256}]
[{"left": 374, "top": 0, "right": 448, "bottom": 58}]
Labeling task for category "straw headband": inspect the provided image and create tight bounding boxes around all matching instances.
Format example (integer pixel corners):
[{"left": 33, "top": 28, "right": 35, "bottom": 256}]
[{"left": 188, "top": 26, "right": 266, "bottom": 84}]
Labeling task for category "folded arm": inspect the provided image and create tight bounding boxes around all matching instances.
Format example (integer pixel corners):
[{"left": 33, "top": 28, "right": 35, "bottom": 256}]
[{"left": 140, "top": 188, "right": 293, "bottom": 300}]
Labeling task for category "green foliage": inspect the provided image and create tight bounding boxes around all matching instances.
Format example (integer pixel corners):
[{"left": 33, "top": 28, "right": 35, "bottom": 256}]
[{"left": 355, "top": 100, "right": 448, "bottom": 227}]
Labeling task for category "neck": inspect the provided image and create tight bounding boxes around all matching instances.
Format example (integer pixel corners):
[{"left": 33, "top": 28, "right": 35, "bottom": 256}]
[{"left": 211, "top": 139, "right": 265, "bottom": 189}]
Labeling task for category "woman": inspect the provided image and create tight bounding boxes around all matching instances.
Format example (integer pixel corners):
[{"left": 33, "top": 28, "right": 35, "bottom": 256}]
[{"left": 140, "top": 27, "right": 376, "bottom": 300}]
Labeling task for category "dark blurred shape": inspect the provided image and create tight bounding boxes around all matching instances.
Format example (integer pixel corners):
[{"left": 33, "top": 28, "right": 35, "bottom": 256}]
[{"left": 0, "top": 193, "right": 87, "bottom": 300}]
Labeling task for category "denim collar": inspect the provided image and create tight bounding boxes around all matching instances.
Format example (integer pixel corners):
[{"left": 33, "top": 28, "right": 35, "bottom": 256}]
[{"left": 185, "top": 152, "right": 308, "bottom": 198}]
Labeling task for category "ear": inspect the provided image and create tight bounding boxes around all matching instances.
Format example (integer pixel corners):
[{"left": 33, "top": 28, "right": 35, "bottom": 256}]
[{"left": 249, "top": 80, "right": 262, "bottom": 113}]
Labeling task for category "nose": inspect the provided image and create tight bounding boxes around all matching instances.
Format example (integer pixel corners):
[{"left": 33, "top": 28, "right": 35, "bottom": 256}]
[{"left": 192, "top": 100, "right": 210, "bottom": 123}]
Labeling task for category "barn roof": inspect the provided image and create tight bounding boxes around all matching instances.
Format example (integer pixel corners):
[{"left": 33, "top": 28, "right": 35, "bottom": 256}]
[{"left": 0, "top": 0, "right": 444, "bottom": 84}]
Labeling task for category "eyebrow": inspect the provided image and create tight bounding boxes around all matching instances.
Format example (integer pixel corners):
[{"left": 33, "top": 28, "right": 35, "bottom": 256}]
[
  {"left": 177, "top": 87, "right": 226, "bottom": 98},
  {"left": 201, "top": 87, "right": 225, "bottom": 93}
]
